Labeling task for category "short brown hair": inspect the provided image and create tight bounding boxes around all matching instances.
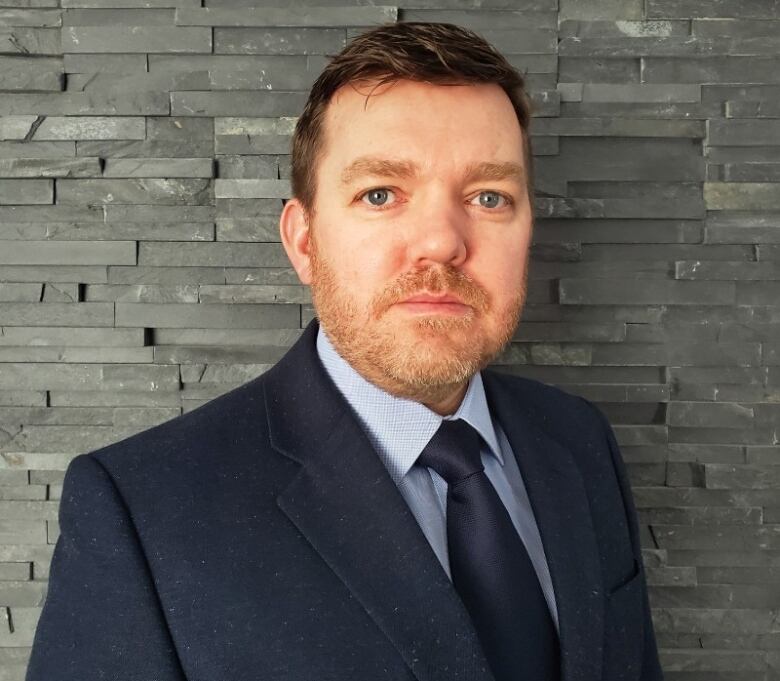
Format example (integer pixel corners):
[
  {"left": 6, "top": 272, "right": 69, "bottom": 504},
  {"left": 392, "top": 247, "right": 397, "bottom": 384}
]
[{"left": 290, "top": 21, "right": 535, "bottom": 219}]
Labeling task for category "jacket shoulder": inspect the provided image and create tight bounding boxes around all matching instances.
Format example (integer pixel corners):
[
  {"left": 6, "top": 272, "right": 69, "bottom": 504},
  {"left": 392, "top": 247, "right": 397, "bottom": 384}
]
[{"left": 86, "top": 370, "right": 273, "bottom": 474}]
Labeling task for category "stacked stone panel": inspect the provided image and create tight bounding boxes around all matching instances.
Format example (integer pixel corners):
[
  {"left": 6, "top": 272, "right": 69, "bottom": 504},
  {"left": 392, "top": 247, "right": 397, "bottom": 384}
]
[{"left": 0, "top": 1, "right": 778, "bottom": 678}]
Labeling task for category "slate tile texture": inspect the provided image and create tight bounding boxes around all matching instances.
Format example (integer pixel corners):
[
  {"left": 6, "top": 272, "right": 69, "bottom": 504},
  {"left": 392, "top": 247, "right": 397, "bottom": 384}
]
[{"left": 0, "top": 3, "right": 778, "bottom": 679}]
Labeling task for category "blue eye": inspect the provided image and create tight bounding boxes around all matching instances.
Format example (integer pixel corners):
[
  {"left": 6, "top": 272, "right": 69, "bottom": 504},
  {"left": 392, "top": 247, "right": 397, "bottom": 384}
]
[
  {"left": 357, "top": 187, "right": 513, "bottom": 210},
  {"left": 360, "top": 188, "right": 396, "bottom": 207},
  {"left": 472, "top": 191, "right": 512, "bottom": 209}
]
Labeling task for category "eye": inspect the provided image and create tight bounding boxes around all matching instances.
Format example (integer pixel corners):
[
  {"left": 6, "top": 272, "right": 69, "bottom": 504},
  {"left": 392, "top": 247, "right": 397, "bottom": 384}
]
[
  {"left": 471, "top": 190, "right": 513, "bottom": 209},
  {"left": 359, "top": 187, "right": 397, "bottom": 208}
]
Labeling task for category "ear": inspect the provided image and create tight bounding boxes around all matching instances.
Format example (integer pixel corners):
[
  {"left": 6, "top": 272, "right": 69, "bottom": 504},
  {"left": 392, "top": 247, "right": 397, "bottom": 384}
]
[{"left": 279, "top": 197, "right": 313, "bottom": 285}]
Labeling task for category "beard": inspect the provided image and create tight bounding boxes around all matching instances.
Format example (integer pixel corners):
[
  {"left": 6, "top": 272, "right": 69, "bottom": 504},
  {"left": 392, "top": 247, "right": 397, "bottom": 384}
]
[{"left": 308, "top": 228, "right": 527, "bottom": 406}]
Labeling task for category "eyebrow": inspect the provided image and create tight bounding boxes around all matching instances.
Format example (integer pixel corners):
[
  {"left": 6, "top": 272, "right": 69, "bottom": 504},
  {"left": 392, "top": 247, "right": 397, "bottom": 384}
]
[{"left": 339, "top": 156, "right": 526, "bottom": 188}]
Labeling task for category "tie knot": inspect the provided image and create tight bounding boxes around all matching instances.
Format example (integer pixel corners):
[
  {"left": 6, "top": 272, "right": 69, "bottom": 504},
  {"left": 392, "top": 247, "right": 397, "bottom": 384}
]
[{"left": 416, "top": 418, "right": 483, "bottom": 486}]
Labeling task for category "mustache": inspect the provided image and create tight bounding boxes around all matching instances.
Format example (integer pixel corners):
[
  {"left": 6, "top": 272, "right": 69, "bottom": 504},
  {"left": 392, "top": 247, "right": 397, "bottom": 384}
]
[{"left": 372, "top": 265, "right": 489, "bottom": 314}]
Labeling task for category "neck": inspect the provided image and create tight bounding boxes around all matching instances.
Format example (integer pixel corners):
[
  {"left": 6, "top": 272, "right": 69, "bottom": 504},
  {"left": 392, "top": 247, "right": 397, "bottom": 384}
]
[{"left": 422, "top": 380, "right": 469, "bottom": 416}]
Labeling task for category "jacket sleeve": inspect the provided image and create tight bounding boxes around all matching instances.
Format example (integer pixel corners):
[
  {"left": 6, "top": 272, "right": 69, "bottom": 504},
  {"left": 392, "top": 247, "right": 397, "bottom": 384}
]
[
  {"left": 26, "top": 453, "right": 187, "bottom": 681},
  {"left": 588, "top": 401, "right": 665, "bottom": 681}
]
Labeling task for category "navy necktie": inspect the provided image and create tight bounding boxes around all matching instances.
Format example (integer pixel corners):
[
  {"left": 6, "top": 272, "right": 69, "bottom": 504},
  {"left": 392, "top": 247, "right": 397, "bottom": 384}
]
[{"left": 417, "top": 418, "right": 561, "bottom": 681}]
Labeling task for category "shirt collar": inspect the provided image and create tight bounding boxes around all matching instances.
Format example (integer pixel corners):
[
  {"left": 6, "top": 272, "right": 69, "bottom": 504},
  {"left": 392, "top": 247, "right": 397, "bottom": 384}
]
[{"left": 315, "top": 323, "right": 504, "bottom": 485}]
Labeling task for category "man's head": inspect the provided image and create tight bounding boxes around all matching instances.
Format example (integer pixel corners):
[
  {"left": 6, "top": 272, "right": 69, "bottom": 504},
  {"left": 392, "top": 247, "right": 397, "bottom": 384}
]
[{"left": 280, "top": 22, "right": 535, "bottom": 412}]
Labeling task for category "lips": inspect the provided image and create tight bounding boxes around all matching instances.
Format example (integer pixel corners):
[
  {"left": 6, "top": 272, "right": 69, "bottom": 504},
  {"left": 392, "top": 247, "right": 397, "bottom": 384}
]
[{"left": 401, "top": 293, "right": 464, "bottom": 304}]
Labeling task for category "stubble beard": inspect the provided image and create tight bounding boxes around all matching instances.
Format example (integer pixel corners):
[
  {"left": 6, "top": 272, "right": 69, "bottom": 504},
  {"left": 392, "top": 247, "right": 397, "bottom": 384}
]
[{"left": 308, "top": 230, "right": 527, "bottom": 405}]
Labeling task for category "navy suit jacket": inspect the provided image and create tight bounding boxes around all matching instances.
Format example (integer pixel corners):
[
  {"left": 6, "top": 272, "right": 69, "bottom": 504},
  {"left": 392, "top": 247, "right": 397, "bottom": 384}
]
[{"left": 27, "top": 318, "right": 663, "bottom": 681}]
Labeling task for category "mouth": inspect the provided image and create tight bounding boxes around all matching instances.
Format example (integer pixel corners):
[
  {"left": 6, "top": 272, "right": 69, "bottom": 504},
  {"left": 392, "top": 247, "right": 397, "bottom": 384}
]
[{"left": 395, "top": 292, "right": 470, "bottom": 314}]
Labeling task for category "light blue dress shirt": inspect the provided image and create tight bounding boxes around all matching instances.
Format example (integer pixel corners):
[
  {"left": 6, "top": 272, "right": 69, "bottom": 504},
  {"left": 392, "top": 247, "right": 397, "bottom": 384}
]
[{"left": 316, "top": 325, "right": 560, "bottom": 632}]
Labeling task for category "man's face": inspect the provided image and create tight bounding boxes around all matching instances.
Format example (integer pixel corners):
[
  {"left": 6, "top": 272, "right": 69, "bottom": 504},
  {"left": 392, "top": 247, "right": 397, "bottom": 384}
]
[{"left": 282, "top": 78, "right": 533, "bottom": 407}]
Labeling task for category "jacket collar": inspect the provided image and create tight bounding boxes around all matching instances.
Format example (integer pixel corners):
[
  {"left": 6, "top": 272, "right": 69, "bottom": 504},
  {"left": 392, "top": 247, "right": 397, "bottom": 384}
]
[{"left": 264, "top": 319, "right": 605, "bottom": 681}]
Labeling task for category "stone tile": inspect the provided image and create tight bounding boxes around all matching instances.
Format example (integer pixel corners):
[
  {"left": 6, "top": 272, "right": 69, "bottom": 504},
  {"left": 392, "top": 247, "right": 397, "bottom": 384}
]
[
  {"left": 0, "top": 220, "right": 212, "bottom": 242},
  {"left": 198, "top": 284, "right": 309, "bottom": 304},
  {"left": 0, "top": 283, "right": 40, "bottom": 302},
  {"left": 0, "top": 56, "right": 61, "bottom": 90},
  {"left": 647, "top": 0, "right": 777, "bottom": 18},
  {"left": 33, "top": 116, "right": 145, "bottom": 140},
  {"left": 115, "top": 302, "right": 299, "bottom": 328},
  {"left": 102, "top": 158, "right": 214, "bottom": 178},
  {"left": 0, "top": 265, "right": 107, "bottom": 283},
  {"left": 0, "top": 157, "right": 100, "bottom": 178},
  {"left": 62, "top": 0, "right": 199, "bottom": 6},
  {"left": 153, "top": 327, "right": 299, "bottom": 346},
  {"left": 559, "top": 0, "right": 642, "bottom": 19},
  {"left": 0, "top": 8, "right": 60, "bottom": 26},
  {"left": 0, "top": 240, "right": 135, "bottom": 265},
  {"left": 0, "top": 347, "right": 154, "bottom": 363},
  {"left": 215, "top": 217, "right": 282, "bottom": 242},
  {"left": 0, "top": 179, "right": 52, "bottom": 204},
  {"left": 57, "top": 178, "right": 212, "bottom": 205},
  {"left": 532, "top": 117, "right": 705, "bottom": 137},
  {"left": 705, "top": 183, "right": 780, "bottom": 210},
  {"left": 591, "top": 342, "right": 758, "bottom": 367},
  {"left": 668, "top": 402, "right": 755, "bottom": 428},
  {"left": 400, "top": 8, "right": 557, "bottom": 30},
  {"left": 0, "top": 92, "right": 168, "bottom": 116},
  {"left": 49, "top": 390, "right": 180, "bottom": 407},
  {"left": 64, "top": 53, "right": 146, "bottom": 73},
  {"left": 107, "top": 265, "right": 226, "bottom": 285},
  {"left": 0, "top": 327, "right": 143, "bottom": 346},
  {"left": 175, "top": 5, "right": 397, "bottom": 26},
  {"left": 560, "top": 278, "right": 735, "bottom": 305},
  {"left": 640, "top": 506, "right": 762, "bottom": 525},
  {"left": 62, "top": 7, "right": 173, "bottom": 24},
  {"left": 154, "top": 344, "right": 290, "bottom": 364},
  {"left": 214, "top": 179, "right": 289, "bottom": 199},
  {"left": 84, "top": 283, "right": 198, "bottom": 303},
  {"left": 726, "top": 101, "right": 780, "bottom": 119},
  {"left": 0, "top": 521, "right": 46, "bottom": 545},
  {"left": 559, "top": 57, "right": 640, "bottom": 83},
  {"left": 0, "top": 27, "right": 60, "bottom": 54},
  {"left": 710, "top": 120, "right": 780, "bottom": 146},
  {"left": 676, "top": 260, "right": 780, "bottom": 280},
  {"left": 214, "top": 27, "right": 345, "bottom": 55},
  {"left": 0, "top": 140, "right": 74, "bottom": 156},
  {"left": 582, "top": 83, "right": 701, "bottom": 102},
  {"left": 0, "top": 303, "right": 112, "bottom": 326},
  {"left": 654, "top": 525, "right": 780, "bottom": 551},
  {"left": 0, "top": 392, "right": 45, "bottom": 407},
  {"left": 148, "top": 54, "right": 312, "bottom": 90},
  {"left": 693, "top": 18, "right": 780, "bottom": 37},
  {"left": 0, "top": 362, "right": 179, "bottom": 392},
  {"left": 644, "top": 56, "right": 780, "bottom": 83},
  {"left": 62, "top": 25, "right": 211, "bottom": 53},
  {"left": 137, "top": 242, "right": 288, "bottom": 267},
  {"left": 171, "top": 91, "right": 307, "bottom": 117},
  {"left": 559, "top": 19, "right": 689, "bottom": 37},
  {"left": 536, "top": 218, "right": 702, "bottom": 244},
  {"left": 737, "top": 282, "right": 780, "bottom": 306}
]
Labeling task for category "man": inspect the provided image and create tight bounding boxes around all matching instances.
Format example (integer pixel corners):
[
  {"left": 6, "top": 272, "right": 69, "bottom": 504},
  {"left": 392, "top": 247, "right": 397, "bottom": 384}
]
[{"left": 26, "top": 21, "right": 664, "bottom": 681}]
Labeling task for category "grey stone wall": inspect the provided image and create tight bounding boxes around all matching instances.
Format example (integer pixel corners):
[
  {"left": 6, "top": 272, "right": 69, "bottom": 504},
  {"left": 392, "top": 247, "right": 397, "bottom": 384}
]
[{"left": 1, "top": 1, "right": 779, "bottom": 678}]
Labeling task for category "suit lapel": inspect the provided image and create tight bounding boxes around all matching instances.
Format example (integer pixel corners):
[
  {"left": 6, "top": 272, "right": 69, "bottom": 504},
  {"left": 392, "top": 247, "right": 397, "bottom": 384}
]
[
  {"left": 482, "top": 369, "right": 605, "bottom": 681},
  {"left": 265, "top": 320, "right": 494, "bottom": 681}
]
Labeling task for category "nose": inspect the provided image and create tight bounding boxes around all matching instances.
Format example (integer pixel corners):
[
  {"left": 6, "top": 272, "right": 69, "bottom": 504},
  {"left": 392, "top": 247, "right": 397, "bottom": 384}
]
[{"left": 405, "top": 189, "right": 468, "bottom": 269}]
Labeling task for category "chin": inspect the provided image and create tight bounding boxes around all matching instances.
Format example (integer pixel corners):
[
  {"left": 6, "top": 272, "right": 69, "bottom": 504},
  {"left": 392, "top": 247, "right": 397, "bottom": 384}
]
[{"left": 386, "top": 340, "right": 488, "bottom": 381}]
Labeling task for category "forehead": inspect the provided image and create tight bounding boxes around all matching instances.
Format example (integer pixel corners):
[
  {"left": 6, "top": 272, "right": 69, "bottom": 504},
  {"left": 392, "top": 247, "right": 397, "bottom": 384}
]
[{"left": 318, "top": 79, "right": 525, "bottom": 176}]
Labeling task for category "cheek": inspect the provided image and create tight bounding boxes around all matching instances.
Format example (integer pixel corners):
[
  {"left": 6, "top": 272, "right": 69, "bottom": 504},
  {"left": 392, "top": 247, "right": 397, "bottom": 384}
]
[
  {"left": 329, "top": 224, "right": 403, "bottom": 287},
  {"left": 326, "top": 246, "right": 393, "bottom": 304},
  {"left": 474, "top": 238, "right": 529, "bottom": 294}
]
